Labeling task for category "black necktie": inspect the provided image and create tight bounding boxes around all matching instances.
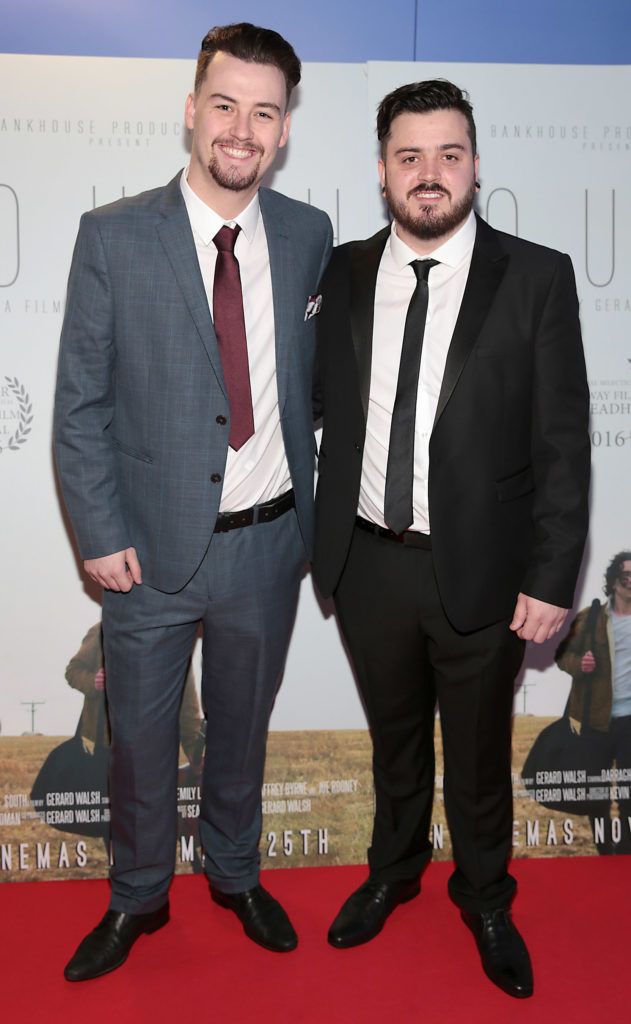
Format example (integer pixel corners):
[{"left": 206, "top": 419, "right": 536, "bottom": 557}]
[
  {"left": 384, "top": 258, "right": 439, "bottom": 535},
  {"left": 213, "top": 224, "right": 254, "bottom": 451}
]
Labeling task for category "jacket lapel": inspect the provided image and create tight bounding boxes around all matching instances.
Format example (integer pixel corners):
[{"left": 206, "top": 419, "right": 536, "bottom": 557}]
[
  {"left": 259, "top": 188, "right": 293, "bottom": 412},
  {"left": 350, "top": 226, "right": 390, "bottom": 420},
  {"left": 433, "top": 215, "right": 508, "bottom": 427},
  {"left": 155, "top": 173, "right": 226, "bottom": 396}
]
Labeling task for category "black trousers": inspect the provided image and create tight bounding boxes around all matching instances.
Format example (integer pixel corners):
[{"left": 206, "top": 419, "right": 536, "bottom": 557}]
[{"left": 334, "top": 525, "right": 525, "bottom": 914}]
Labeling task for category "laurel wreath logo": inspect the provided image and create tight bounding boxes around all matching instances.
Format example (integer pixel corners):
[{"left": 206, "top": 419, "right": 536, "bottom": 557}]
[{"left": 0, "top": 376, "right": 33, "bottom": 453}]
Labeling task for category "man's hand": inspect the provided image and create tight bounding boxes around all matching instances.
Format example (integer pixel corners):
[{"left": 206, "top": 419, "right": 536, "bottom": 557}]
[
  {"left": 581, "top": 650, "right": 596, "bottom": 673},
  {"left": 509, "top": 593, "right": 568, "bottom": 644},
  {"left": 94, "top": 668, "right": 106, "bottom": 691},
  {"left": 84, "top": 548, "right": 142, "bottom": 593}
]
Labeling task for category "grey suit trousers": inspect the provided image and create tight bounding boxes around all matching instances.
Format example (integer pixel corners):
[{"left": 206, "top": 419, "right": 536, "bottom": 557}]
[{"left": 102, "top": 506, "right": 305, "bottom": 914}]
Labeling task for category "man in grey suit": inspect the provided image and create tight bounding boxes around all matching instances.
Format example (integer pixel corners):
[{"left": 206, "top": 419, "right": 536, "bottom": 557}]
[{"left": 55, "top": 23, "right": 332, "bottom": 981}]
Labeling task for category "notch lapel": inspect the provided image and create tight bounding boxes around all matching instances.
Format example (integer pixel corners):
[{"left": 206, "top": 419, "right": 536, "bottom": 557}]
[
  {"left": 156, "top": 174, "right": 226, "bottom": 397},
  {"left": 259, "top": 189, "right": 293, "bottom": 412},
  {"left": 433, "top": 215, "right": 508, "bottom": 427},
  {"left": 350, "top": 227, "right": 390, "bottom": 420}
]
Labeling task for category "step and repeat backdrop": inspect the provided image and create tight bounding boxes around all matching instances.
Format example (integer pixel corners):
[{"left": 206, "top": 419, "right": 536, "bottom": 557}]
[{"left": 1, "top": 54, "right": 630, "bottom": 881}]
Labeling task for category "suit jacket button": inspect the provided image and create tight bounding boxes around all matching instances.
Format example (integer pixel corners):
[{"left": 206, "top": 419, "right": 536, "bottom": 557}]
[
  {"left": 354, "top": 443, "right": 361, "bottom": 453},
  {"left": 216, "top": 415, "right": 227, "bottom": 425},
  {"left": 211, "top": 473, "right": 222, "bottom": 483}
]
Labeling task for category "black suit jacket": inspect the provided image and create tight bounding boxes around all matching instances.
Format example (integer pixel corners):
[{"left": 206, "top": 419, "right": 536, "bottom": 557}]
[{"left": 313, "top": 215, "right": 590, "bottom": 632}]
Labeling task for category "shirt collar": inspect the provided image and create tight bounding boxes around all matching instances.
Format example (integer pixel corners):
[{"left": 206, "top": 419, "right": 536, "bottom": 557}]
[
  {"left": 389, "top": 208, "right": 477, "bottom": 271},
  {"left": 180, "top": 167, "right": 260, "bottom": 245}
]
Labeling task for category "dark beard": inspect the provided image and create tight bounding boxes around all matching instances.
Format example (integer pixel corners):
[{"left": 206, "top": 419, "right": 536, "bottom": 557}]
[
  {"left": 385, "top": 180, "right": 476, "bottom": 241},
  {"left": 207, "top": 147, "right": 262, "bottom": 193}
]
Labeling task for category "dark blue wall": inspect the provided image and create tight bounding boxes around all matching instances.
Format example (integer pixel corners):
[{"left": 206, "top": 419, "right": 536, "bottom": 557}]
[{"left": 3, "top": 0, "right": 630, "bottom": 63}]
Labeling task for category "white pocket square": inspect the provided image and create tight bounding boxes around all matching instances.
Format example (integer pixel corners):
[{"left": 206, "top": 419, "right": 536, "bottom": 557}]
[{"left": 304, "top": 294, "right": 322, "bottom": 321}]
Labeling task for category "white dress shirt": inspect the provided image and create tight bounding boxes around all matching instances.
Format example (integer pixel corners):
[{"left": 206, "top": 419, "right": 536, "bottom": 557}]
[
  {"left": 358, "top": 210, "right": 476, "bottom": 533},
  {"left": 180, "top": 169, "right": 291, "bottom": 512}
]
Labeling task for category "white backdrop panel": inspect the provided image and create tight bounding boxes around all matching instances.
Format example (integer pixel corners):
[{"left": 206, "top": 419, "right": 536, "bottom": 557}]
[{"left": 1, "top": 56, "right": 629, "bottom": 737}]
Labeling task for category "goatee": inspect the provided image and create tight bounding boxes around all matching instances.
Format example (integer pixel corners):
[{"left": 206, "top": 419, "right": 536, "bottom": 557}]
[
  {"left": 207, "top": 158, "right": 260, "bottom": 193},
  {"left": 384, "top": 180, "right": 476, "bottom": 241},
  {"left": 207, "top": 141, "right": 263, "bottom": 193}
]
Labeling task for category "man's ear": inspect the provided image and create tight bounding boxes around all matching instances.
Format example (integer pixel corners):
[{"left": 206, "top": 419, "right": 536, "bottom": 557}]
[
  {"left": 184, "top": 93, "right": 196, "bottom": 132},
  {"left": 278, "top": 111, "right": 291, "bottom": 150},
  {"left": 378, "top": 159, "right": 386, "bottom": 192}
]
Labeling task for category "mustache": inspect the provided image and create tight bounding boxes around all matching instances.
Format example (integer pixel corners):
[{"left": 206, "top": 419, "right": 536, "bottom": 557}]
[
  {"left": 407, "top": 183, "right": 451, "bottom": 200},
  {"left": 213, "top": 136, "right": 264, "bottom": 155}
]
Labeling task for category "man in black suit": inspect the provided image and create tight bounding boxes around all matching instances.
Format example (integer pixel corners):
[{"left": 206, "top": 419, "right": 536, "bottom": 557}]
[{"left": 313, "top": 80, "right": 590, "bottom": 999}]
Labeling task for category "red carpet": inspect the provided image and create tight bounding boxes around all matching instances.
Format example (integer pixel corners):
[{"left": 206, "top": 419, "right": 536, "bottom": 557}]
[{"left": 1, "top": 857, "right": 627, "bottom": 1023}]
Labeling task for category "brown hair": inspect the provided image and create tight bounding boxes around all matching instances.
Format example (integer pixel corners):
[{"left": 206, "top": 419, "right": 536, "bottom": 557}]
[
  {"left": 377, "top": 79, "right": 477, "bottom": 157},
  {"left": 195, "top": 22, "right": 301, "bottom": 106}
]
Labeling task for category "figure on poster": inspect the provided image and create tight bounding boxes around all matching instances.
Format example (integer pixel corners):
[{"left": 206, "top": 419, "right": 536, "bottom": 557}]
[
  {"left": 556, "top": 551, "right": 631, "bottom": 854},
  {"left": 54, "top": 22, "right": 332, "bottom": 981},
  {"left": 313, "top": 79, "right": 590, "bottom": 999},
  {"left": 68, "top": 622, "right": 206, "bottom": 870},
  {"left": 66, "top": 622, "right": 205, "bottom": 768}
]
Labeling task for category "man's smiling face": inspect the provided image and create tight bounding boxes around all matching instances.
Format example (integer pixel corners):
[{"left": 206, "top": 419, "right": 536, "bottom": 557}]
[
  {"left": 185, "top": 51, "right": 290, "bottom": 210},
  {"left": 379, "top": 107, "right": 479, "bottom": 251}
]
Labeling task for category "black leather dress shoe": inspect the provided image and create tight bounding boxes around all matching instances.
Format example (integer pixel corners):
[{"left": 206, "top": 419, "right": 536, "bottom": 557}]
[
  {"left": 64, "top": 904, "right": 170, "bottom": 982},
  {"left": 212, "top": 884, "right": 297, "bottom": 952},
  {"left": 328, "top": 877, "right": 420, "bottom": 949},
  {"left": 462, "top": 909, "right": 533, "bottom": 998}
]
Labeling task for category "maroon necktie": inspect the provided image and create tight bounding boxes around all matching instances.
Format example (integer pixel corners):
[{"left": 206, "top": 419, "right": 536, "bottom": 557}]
[{"left": 212, "top": 224, "right": 254, "bottom": 450}]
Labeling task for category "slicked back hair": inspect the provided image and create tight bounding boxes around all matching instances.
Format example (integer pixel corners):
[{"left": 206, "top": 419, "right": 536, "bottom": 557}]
[
  {"left": 377, "top": 79, "right": 477, "bottom": 158},
  {"left": 194, "top": 22, "right": 301, "bottom": 107}
]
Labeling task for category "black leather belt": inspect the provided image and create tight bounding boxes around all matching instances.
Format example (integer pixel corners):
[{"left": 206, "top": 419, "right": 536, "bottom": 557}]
[
  {"left": 214, "top": 489, "right": 295, "bottom": 533},
  {"left": 355, "top": 515, "right": 432, "bottom": 550}
]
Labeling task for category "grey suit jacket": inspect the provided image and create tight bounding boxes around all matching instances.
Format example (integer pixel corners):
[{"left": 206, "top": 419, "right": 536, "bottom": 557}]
[{"left": 54, "top": 172, "right": 333, "bottom": 592}]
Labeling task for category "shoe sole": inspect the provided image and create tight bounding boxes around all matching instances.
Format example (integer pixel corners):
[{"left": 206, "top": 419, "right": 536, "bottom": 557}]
[
  {"left": 244, "top": 929, "right": 298, "bottom": 954},
  {"left": 481, "top": 964, "right": 534, "bottom": 999}
]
